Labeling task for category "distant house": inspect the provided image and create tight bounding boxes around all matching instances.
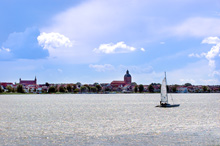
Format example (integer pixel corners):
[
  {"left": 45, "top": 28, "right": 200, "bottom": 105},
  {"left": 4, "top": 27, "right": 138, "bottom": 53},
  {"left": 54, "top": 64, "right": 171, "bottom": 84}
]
[
  {"left": 177, "top": 87, "right": 188, "bottom": 93},
  {"left": 0, "top": 82, "right": 14, "bottom": 89},
  {"left": 153, "top": 85, "right": 161, "bottom": 92},
  {"left": 19, "top": 77, "right": 37, "bottom": 93}
]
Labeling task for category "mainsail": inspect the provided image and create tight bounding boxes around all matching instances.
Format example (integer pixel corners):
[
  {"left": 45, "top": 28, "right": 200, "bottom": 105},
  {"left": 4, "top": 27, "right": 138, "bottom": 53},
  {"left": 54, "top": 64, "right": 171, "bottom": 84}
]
[{"left": 161, "top": 76, "right": 168, "bottom": 104}]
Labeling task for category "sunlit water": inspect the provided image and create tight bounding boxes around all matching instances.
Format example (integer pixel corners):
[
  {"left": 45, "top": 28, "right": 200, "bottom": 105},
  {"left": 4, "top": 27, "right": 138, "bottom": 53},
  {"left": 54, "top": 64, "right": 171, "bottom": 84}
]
[{"left": 0, "top": 94, "right": 219, "bottom": 145}]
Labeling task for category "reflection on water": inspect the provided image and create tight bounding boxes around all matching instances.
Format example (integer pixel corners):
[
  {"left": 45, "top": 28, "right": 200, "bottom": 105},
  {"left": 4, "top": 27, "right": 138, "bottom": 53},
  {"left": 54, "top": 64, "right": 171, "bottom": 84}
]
[{"left": 0, "top": 94, "right": 220, "bottom": 145}]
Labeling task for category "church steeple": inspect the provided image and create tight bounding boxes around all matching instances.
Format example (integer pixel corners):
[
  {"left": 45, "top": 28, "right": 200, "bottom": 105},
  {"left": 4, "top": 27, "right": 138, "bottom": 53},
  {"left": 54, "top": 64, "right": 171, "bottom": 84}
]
[{"left": 124, "top": 70, "right": 132, "bottom": 84}]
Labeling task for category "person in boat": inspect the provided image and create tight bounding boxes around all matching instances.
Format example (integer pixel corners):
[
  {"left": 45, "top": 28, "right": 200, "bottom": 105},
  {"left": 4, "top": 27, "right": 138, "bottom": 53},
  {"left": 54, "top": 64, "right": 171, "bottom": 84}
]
[{"left": 160, "top": 101, "right": 167, "bottom": 105}]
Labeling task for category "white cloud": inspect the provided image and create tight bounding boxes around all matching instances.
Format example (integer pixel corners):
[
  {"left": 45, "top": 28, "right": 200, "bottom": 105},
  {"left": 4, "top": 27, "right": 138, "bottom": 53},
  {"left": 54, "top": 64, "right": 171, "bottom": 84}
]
[
  {"left": 202, "top": 38, "right": 220, "bottom": 68},
  {"left": 0, "top": 46, "right": 13, "bottom": 60},
  {"left": 89, "top": 64, "right": 115, "bottom": 72},
  {"left": 160, "top": 42, "right": 165, "bottom": 44},
  {"left": 1, "top": 47, "right": 11, "bottom": 52},
  {"left": 189, "top": 37, "right": 220, "bottom": 77},
  {"left": 202, "top": 37, "right": 220, "bottom": 44},
  {"left": 141, "top": 48, "right": 145, "bottom": 52},
  {"left": 93, "top": 42, "right": 136, "bottom": 54},
  {"left": 188, "top": 53, "right": 206, "bottom": 58},
  {"left": 36, "top": 32, "right": 81, "bottom": 61},
  {"left": 37, "top": 32, "right": 72, "bottom": 50},
  {"left": 169, "top": 17, "right": 220, "bottom": 37}
]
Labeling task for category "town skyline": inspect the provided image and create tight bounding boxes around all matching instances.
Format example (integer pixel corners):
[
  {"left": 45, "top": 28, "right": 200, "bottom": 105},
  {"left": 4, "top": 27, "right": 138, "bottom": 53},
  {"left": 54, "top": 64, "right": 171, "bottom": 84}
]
[{"left": 0, "top": 0, "right": 220, "bottom": 85}]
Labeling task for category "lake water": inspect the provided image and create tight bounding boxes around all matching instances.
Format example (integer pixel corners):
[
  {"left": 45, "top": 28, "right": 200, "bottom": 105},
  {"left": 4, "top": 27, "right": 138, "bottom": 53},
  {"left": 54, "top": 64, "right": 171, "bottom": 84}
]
[{"left": 0, "top": 94, "right": 220, "bottom": 145}]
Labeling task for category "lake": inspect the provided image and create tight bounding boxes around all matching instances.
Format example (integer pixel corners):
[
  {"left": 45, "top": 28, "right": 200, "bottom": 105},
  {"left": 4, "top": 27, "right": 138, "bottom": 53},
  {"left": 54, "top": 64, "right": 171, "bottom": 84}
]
[{"left": 0, "top": 94, "right": 220, "bottom": 145}]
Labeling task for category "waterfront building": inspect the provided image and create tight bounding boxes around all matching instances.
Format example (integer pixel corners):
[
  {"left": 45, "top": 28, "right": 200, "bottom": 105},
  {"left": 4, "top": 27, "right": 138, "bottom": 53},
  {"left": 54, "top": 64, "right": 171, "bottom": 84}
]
[
  {"left": 111, "top": 70, "right": 132, "bottom": 89},
  {"left": 19, "top": 76, "right": 37, "bottom": 86}
]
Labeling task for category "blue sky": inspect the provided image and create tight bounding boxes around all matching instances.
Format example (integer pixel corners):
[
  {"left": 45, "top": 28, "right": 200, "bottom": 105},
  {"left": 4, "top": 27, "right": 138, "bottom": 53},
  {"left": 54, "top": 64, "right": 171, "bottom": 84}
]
[{"left": 0, "top": 0, "right": 220, "bottom": 85}]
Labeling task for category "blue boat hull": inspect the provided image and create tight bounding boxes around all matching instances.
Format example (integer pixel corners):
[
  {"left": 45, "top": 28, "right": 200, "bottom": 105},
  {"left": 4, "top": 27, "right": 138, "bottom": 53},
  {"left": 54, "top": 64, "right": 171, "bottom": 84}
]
[{"left": 156, "top": 103, "right": 180, "bottom": 108}]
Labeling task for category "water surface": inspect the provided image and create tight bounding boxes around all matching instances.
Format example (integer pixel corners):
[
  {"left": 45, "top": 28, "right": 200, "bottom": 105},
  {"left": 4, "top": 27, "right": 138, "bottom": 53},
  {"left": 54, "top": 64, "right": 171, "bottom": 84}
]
[{"left": 0, "top": 94, "right": 219, "bottom": 145}]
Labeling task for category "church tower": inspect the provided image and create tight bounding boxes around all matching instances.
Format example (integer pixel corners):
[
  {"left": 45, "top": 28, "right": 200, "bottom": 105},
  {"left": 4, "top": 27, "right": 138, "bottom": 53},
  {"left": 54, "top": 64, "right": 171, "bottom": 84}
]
[
  {"left": 124, "top": 70, "right": 132, "bottom": 84},
  {"left": 35, "top": 76, "right": 37, "bottom": 84}
]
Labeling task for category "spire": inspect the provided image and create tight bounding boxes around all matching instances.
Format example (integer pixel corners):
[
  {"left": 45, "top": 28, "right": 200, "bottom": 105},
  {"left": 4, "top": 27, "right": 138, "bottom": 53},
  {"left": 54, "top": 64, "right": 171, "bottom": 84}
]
[{"left": 126, "top": 70, "right": 129, "bottom": 74}]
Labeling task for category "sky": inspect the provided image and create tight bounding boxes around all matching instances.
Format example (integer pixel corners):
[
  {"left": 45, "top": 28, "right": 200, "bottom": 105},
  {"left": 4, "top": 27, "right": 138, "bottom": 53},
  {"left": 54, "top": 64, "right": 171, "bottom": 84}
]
[{"left": 0, "top": 0, "right": 220, "bottom": 85}]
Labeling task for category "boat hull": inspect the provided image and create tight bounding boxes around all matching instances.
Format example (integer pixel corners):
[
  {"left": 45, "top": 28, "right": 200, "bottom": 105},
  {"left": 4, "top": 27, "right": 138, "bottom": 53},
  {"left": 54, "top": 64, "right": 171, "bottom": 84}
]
[{"left": 156, "top": 104, "right": 180, "bottom": 108}]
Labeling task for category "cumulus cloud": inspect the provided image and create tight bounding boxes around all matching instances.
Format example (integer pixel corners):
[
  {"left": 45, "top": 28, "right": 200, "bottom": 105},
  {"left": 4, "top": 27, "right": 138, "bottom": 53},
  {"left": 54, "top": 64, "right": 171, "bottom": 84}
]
[
  {"left": 202, "top": 37, "right": 220, "bottom": 44},
  {"left": 189, "top": 37, "right": 220, "bottom": 76},
  {"left": 201, "top": 37, "right": 220, "bottom": 68},
  {"left": 37, "top": 32, "right": 72, "bottom": 50},
  {"left": 93, "top": 42, "right": 136, "bottom": 54},
  {"left": 36, "top": 32, "right": 78, "bottom": 60},
  {"left": 89, "top": 64, "right": 115, "bottom": 72}
]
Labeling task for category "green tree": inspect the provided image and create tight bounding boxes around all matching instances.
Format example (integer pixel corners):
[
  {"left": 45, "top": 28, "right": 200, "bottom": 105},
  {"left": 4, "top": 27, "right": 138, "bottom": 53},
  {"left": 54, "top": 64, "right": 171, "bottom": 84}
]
[
  {"left": 6, "top": 85, "right": 13, "bottom": 93},
  {"left": 45, "top": 82, "right": 49, "bottom": 87},
  {"left": 207, "top": 88, "right": 211, "bottom": 93},
  {"left": 48, "top": 86, "right": 56, "bottom": 93},
  {"left": 59, "top": 86, "right": 65, "bottom": 93},
  {"left": 17, "top": 84, "right": 24, "bottom": 93},
  {"left": 96, "top": 85, "right": 102, "bottom": 93},
  {"left": 139, "top": 84, "right": 144, "bottom": 93},
  {"left": 72, "top": 84, "right": 77, "bottom": 90},
  {"left": 90, "top": 87, "right": 97, "bottom": 93},
  {"left": 74, "top": 88, "right": 79, "bottom": 93},
  {"left": 167, "top": 85, "right": 170, "bottom": 93},
  {"left": 0, "top": 86, "right": 3, "bottom": 93},
  {"left": 84, "top": 84, "right": 91, "bottom": 92},
  {"left": 172, "top": 86, "right": 177, "bottom": 93},
  {"left": 134, "top": 85, "right": 138, "bottom": 93},
  {"left": 67, "top": 84, "right": 72, "bottom": 92},
  {"left": 202, "top": 86, "right": 207, "bottom": 93},
  {"left": 80, "top": 86, "right": 87, "bottom": 93},
  {"left": 148, "top": 84, "right": 154, "bottom": 93},
  {"left": 184, "top": 83, "right": 192, "bottom": 87},
  {"left": 93, "top": 82, "right": 99, "bottom": 86},
  {"left": 105, "top": 87, "right": 111, "bottom": 92}
]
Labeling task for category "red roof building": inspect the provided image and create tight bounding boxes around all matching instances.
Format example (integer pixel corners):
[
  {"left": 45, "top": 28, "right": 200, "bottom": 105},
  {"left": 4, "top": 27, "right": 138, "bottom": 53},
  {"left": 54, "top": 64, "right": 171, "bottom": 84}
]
[
  {"left": 19, "top": 77, "right": 37, "bottom": 86},
  {"left": 0, "top": 82, "right": 14, "bottom": 88},
  {"left": 111, "top": 70, "right": 132, "bottom": 88}
]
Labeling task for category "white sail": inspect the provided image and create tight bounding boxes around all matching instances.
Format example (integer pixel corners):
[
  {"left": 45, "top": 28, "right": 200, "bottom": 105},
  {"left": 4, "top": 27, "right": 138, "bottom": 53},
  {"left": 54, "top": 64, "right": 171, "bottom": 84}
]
[{"left": 161, "top": 77, "right": 168, "bottom": 104}]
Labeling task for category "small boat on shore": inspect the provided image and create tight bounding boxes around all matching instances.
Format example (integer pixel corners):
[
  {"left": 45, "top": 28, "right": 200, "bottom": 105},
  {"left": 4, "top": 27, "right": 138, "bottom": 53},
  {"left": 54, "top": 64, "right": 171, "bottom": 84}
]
[{"left": 156, "top": 72, "right": 180, "bottom": 108}]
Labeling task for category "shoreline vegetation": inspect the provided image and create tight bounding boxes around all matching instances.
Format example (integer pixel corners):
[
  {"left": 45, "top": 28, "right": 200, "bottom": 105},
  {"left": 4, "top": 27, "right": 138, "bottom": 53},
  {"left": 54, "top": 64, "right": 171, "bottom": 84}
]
[
  {"left": 1, "top": 92, "right": 220, "bottom": 95},
  {"left": 0, "top": 82, "right": 220, "bottom": 94}
]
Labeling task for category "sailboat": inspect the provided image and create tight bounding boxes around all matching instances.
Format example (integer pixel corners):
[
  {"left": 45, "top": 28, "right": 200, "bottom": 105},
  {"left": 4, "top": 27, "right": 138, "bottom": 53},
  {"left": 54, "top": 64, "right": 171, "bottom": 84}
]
[{"left": 156, "top": 72, "right": 180, "bottom": 108}]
